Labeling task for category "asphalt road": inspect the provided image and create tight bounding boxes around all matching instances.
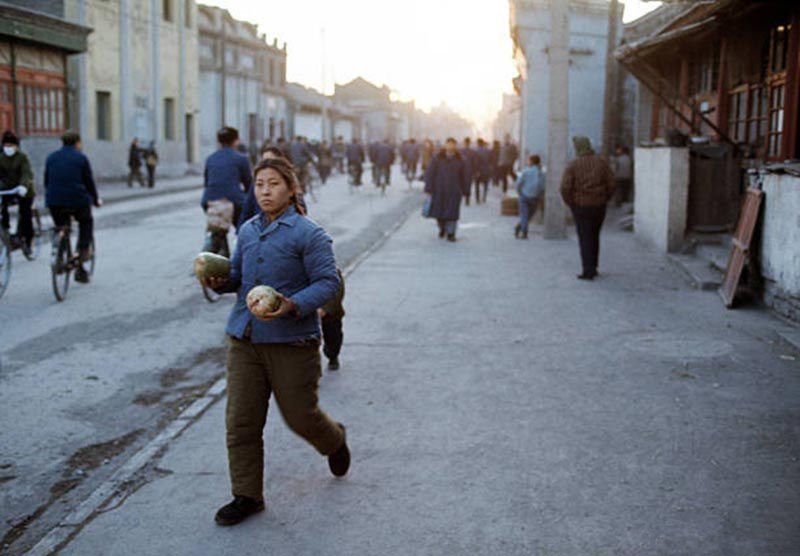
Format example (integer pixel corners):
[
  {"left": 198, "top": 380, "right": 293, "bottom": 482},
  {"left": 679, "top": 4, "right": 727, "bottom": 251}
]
[{"left": 0, "top": 169, "right": 422, "bottom": 553}]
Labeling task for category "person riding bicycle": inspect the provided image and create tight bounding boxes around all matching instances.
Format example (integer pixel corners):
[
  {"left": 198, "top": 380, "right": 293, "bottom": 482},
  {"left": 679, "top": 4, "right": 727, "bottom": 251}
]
[
  {"left": 0, "top": 130, "right": 35, "bottom": 256},
  {"left": 202, "top": 126, "right": 252, "bottom": 257},
  {"left": 44, "top": 131, "right": 102, "bottom": 284},
  {"left": 346, "top": 138, "right": 365, "bottom": 185}
]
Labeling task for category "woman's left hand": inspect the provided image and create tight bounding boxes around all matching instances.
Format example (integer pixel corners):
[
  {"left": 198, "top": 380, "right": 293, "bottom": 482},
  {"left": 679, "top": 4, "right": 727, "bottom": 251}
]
[{"left": 254, "top": 292, "right": 298, "bottom": 321}]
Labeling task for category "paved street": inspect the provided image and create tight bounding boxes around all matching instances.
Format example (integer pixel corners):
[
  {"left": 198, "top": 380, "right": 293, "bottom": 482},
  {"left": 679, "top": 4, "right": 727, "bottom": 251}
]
[
  {"left": 10, "top": 181, "right": 799, "bottom": 555},
  {"left": 0, "top": 168, "right": 421, "bottom": 553}
]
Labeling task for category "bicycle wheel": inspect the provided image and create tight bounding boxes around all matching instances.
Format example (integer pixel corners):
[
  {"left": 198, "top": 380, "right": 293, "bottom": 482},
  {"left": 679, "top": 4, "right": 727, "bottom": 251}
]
[
  {"left": 0, "top": 232, "right": 11, "bottom": 300},
  {"left": 23, "top": 207, "right": 43, "bottom": 261},
  {"left": 51, "top": 230, "right": 71, "bottom": 302},
  {"left": 87, "top": 238, "right": 96, "bottom": 276}
]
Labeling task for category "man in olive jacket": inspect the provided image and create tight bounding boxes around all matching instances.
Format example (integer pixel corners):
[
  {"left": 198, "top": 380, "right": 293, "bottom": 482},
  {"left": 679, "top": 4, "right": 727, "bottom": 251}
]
[{"left": 0, "top": 130, "right": 35, "bottom": 254}]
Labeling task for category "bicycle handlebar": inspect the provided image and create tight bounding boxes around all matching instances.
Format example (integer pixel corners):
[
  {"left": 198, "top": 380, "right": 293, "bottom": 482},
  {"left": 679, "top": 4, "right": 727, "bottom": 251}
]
[{"left": 0, "top": 186, "right": 27, "bottom": 197}]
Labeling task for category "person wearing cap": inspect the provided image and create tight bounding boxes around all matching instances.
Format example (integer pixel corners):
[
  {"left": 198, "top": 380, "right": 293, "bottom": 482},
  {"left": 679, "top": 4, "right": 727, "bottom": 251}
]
[
  {"left": 0, "top": 130, "right": 35, "bottom": 255},
  {"left": 560, "top": 136, "right": 615, "bottom": 280}
]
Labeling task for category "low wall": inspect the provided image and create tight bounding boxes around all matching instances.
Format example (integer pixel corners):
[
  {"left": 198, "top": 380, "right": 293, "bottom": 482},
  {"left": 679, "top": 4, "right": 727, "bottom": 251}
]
[
  {"left": 633, "top": 147, "right": 689, "bottom": 252},
  {"left": 760, "top": 173, "right": 800, "bottom": 321}
]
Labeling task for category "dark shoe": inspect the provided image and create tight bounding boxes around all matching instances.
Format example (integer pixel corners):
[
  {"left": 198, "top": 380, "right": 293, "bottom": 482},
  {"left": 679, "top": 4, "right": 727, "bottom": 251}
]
[
  {"left": 514, "top": 224, "right": 520, "bottom": 238},
  {"left": 446, "top": 234, "right": 456, "bottom": 242},
  {"left": 328, "top": 424, "right": 350, "bottom": 478},
  {"left": 438, "top": 229, "right": 446, "bottom": 239},
  {"left": 214, "top": 496, "right": 265, "bottom": 526},
  {"left": 75, "top": 265, "right": 90, "bottom": 283},
  {"left": 577, "top": 272, "right": 594, "bottom": 281},
  {"left": 328, "top": 359, "right": 340, "bottom": 371},
  {"left": 521, "top": 232, "right": 528, "bottom": 240}
]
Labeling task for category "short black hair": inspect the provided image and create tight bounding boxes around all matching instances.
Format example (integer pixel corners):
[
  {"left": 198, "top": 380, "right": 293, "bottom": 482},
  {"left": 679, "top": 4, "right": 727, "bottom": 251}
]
[
  {"left": 61, "top": 131, "right": 81, "bottom": 146},
  {"left": 217, "top": 126, "right": 239, "bottom": 146},
  {"left": 529, "top": 155, "right": 541, "bottom": 165},
  {"left": 445, "top": 137, "right": 457, "bottom": 144}
]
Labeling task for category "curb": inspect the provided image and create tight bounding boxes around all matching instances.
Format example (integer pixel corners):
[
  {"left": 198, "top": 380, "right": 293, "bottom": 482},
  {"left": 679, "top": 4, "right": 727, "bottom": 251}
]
[
  {"left": 25, "top": 192, "right": 422, "bottom": 556},
  {"left": 101, "top": 182, "right": 202, "bottom": 206}
]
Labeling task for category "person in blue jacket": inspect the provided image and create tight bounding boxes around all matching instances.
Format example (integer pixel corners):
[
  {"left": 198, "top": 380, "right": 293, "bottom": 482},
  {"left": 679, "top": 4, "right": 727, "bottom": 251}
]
[
  {"left": 424, "top": 138, "right": 470, "bottom": 242},
  {"left": 515, "top": 154, "right": 545, "bottom": 239},
  {"left": 201, "top": 157, "right": 350, "bottom": 527},
  {"left": 44, "top": 131, "right": 103, "bottom": 283},
  {"left": 202, "top": 127, "right": 252, "bottom": 256},
  {"left": 346, "top": 138, "right": 365, "bottom": 185}
]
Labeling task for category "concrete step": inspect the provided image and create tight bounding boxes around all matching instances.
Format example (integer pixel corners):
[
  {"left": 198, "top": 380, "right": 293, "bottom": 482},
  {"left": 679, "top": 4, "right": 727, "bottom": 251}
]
[
  {"left": 668, "top": 253, "right": 724, "bottom": 291},
  {"left": 695, "top": 242, "right": 731, "bottom": 273}
]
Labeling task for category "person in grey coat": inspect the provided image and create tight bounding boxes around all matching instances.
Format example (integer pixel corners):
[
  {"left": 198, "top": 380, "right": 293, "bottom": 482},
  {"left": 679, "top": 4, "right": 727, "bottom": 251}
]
[{"left": 424, "top": 138, "right": 470, "bottom": 242}]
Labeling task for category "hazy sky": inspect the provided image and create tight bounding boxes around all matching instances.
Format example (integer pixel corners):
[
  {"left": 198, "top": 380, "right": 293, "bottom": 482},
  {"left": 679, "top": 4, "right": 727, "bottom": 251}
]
[{"left": 204, "top": 1, "right": 661, "bottom": 132}]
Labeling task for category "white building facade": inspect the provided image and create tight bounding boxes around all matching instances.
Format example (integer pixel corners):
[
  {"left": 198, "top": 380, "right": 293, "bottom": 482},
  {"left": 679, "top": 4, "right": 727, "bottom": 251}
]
[
  {"left": 65, "top": 0, "right": 200, "bottom": 179},
  {"left": 510, "top": 0, "right": 617, "bottom": 161},
  {"left": 197, "top": 5, "right": 289, "bottom": 162}
]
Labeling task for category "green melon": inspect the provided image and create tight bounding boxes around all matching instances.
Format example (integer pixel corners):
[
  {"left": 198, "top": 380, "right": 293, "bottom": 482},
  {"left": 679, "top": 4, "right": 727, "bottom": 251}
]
[
  {"left": 194, "top": 252, "right": 230, "bottom": 280},
  {"left": 246, "top": 285, "right": 281, "bottom": 317}
]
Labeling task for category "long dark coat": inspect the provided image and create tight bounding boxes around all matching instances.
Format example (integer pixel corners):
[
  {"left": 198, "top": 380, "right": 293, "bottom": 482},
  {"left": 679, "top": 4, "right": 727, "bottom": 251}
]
[{"left": 424, "top": 151, "right": 470, "bottom": 221}]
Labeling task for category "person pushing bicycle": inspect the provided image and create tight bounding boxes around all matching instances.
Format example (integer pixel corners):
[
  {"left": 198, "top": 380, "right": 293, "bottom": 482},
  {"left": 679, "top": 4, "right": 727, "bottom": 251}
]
[
  {"left": 44, "top": 131, "right": 103, "bottom": 284},
  {"left": 0, "top": 130, "right": 36, "bottom": 257}
]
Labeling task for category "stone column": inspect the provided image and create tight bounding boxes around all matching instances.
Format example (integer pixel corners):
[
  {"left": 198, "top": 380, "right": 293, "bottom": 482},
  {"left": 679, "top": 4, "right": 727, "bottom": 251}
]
[{"left": 120, "top": 0, "right": 131, "bottom": 140}]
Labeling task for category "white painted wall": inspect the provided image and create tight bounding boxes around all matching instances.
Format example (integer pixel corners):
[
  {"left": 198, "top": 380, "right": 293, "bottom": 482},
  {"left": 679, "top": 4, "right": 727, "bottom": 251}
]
[
  {"left": 334, "top": 120, "right": 354, "bottom": 141},
  {"left": 760, "top": 173, "right": 800, "bottom": 319},
  {"left": 294, "top": 113, "right": 324, "bottom": 141},
  {"left": 633, "top": 147, "right": 689, "bottom": 252}
]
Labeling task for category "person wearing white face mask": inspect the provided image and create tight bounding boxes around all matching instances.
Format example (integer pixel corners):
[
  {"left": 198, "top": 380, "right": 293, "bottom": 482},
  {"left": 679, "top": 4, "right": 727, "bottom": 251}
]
[{"left": 0, "top": 130, "right": 35, "bottom": 255}]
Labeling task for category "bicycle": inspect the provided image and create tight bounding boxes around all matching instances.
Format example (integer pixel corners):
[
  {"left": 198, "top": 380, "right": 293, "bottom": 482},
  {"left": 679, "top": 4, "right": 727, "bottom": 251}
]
[
  {"left": 0, "top": 186, "right": 39, "bottom": 299},
  {"left": 50, "top": 221, "right": 95, "bottom": 302},
  {"left": 0, "top": 185, "right": 43, "bottom": 260}
]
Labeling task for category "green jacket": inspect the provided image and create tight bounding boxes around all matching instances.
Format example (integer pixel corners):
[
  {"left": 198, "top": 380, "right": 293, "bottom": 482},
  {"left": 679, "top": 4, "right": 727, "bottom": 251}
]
[
  {"left": 321, "top": 267, "right": 345, "bottom": 320},
  {"left": 0, "top": 150, "right": 35, "bottom": 199}
]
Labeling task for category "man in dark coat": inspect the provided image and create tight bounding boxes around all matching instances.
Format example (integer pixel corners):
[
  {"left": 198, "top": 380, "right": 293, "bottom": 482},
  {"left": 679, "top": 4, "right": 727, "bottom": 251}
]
[
  {"left": 424, "top": 138, "right": 470, "bottom": 242},
  {"left": 45, "top": 131, "right": 102, "bottom": 283},
  {"left": 346, "top": 138, "right": 365, "bottom": 185},
  {"left": 127, "top": 137, "right": 144, "bottom": 188},
  {"left": 473, "top": 139, "right": 492, "bottom": 204},
  {"left": 560, "top": 136, "right": 616, "bottom": 280},
  {"left": 368, "top": 140, "right": 380, "bottom": 184}
]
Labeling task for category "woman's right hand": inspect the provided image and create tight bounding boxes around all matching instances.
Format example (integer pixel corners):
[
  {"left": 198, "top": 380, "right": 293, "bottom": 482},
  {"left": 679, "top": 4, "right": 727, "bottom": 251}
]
[{"left": 200, "top": 276, "right": 228, "bottom": 291}]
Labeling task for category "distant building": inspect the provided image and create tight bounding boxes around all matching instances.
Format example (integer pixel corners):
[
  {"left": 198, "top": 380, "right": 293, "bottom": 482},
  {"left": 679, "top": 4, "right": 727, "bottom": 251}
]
[
  {"left": 286, "top": 82, "right": 331, "bottom": 141},
  {"left": 0, "top": 1, "right": 91, "bottom": 180},
  {"left": 334, "top": 78, "right": 399, "bottom": 143},
  {"left": 492, "top": 93, "right": 522, "bottom": 144},
  {"left": 510, "top": 0, "right": 618, "bottom": 160},
  {"left": 197, "top": 4, "right": 289, "bottom": 161},
  {"left": 58, "top": 0, "right": 200, "bottom": 179}
]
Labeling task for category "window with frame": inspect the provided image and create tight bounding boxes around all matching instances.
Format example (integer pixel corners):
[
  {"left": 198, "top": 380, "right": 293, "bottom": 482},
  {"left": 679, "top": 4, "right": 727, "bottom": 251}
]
[
  {"left": 15, "top": 83, "right": 66, "bottom": 136},
  {"left": 163, "top": 0, "right": 173, "bottom": 22},
  {"left": 765, "top": 21, "right": 790, "bottom": 159},
  {"left": 164, "top": 97, "right": 175, "bottom": 141},
  {"left": 767, "top": 83, "right": 784, "bottom": 158},
  {"left": 96, "top": 91, "right": 111, "bottom": 141}
]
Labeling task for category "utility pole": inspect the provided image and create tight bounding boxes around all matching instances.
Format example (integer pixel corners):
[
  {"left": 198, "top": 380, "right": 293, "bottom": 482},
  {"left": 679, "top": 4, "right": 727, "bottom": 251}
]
[
  {"left": 544, "top": 0, "right": 568, "bottom": 239},
  {"left": 602, "top": 0, "right": 620, "bottom": 155}
]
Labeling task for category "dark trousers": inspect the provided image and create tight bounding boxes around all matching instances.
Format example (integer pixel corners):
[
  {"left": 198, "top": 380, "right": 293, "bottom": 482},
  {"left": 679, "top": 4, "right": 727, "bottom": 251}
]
[
  {"left": 377, "top": 165, "right": 391, "bottom": 186},
  {"left": 1, "top": 195, "right": 33, "bottom": 241},
  {"left": 225, "top": 336, "right": 344, "bottom": 500},
  {"left": 615, "top": 178, "right": 632, "bottom": 206},
  {"left": 146, "top": 164, "right": 155, "bottom": 188},
  {"left": 499, "top": 165, "right": 516, "bottom": 192},
  {"left": 570, "top": 204, "right": 606, "bottom": 275},
  {"left": 322, "top": 317, "right": 343, "bottom": 362},
  {"left": 127, "top": 166, "right": 145, "bottom": 187},
  {"left": 475, "top": 176, "right": 489, "bottom": 203},
  {"left": 49, "top": 205, "right": 93, "bottom": 251},
  {"left": 348, "top": 161, "right": 363, "bottom": 184}
]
